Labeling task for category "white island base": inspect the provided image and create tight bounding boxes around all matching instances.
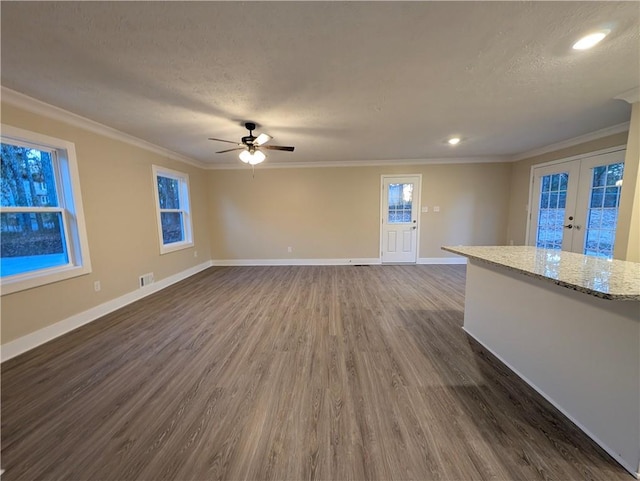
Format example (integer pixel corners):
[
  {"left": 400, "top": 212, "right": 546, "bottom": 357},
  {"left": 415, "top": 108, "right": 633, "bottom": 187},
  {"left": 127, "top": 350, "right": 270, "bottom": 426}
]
[{"left": 443, "top": 247, "right": 640, "bottom": 478}]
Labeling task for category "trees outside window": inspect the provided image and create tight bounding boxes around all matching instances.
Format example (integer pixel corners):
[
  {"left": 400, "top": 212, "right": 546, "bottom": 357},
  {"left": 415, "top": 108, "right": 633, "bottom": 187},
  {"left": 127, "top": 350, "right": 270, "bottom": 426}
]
[
  {"left": 1, "top": 125, "right": 91, "bottom": 295},
  {"left": 152, "top": 165, "right": 193, "bottom": 254},
  {"left": 1, "top": 143, "right": 68, "bottom": 276}
]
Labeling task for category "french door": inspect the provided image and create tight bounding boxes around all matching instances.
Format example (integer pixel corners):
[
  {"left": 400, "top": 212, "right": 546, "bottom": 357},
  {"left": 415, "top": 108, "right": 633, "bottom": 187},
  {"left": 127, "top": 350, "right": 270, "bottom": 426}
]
[
  {"left": 381, "top": 175, "right": 421, "bottom": 263},
  {"left": 529, "top": 150, "right": 625, "bottom": 259}
]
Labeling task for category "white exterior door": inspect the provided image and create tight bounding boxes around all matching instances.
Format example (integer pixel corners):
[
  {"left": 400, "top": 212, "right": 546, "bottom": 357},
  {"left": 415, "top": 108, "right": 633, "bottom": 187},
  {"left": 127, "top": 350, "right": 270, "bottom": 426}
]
[
  {"left": 528, "top": 150, "right": 625, "bottom": 259},
  {"left": 529, "top": 162, "right": 580, "bottom": 252},
  {"left": 381, "top": 175, "right": 420, "bottom": 263},
  {"left": 572, "top": 152, "right": 625, "bottom": 257}
]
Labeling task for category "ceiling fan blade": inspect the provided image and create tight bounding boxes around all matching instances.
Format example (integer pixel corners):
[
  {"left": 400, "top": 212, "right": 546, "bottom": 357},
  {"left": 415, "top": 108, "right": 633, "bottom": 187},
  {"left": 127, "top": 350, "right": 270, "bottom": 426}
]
[
  {"left": 254, "top": 133, "right": 273, "bottom": 146},
  {"left": 208, "top": 137, "right": 240, "bottom": 145},
  {"left": 216, "top": 147, "right": 245, "bottom": 154},
  {"left": 263, "top": 145, "right": 295, "bottom": 152}
]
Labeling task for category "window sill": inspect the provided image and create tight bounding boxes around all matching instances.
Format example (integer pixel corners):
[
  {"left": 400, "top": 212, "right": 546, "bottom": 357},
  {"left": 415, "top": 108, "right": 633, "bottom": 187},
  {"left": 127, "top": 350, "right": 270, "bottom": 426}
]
[
  {"left": 159, "top": 241, "right": 194, "bottom": 255},
  {"left": 1, "top": 263, "right": 92, "bottom": 296}
]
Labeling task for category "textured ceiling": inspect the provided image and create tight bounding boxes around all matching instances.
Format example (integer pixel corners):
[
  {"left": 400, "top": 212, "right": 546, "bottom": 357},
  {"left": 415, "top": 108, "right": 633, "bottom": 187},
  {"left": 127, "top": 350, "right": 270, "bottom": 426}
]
[{"left": 1, "top": 1, "right": 638, "bottom": 166}]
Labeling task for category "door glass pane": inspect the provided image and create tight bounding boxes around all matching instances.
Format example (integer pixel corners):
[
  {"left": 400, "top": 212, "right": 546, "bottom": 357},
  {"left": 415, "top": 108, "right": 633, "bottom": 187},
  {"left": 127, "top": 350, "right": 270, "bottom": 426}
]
[
  {"left": 387, "top": 183, "right": 413, "bottom": 223},
  {"left": 583, "top": 162, "right": 623, "bottom": 259},
  {"left": 590, "top": 188, "right": 604, "bottom": 208},
  {"left": 558, "top": 191, "right": 566, "bottom": 208},
  {"left": 536, "top": 172, "right": 567, "bottom": 250}
]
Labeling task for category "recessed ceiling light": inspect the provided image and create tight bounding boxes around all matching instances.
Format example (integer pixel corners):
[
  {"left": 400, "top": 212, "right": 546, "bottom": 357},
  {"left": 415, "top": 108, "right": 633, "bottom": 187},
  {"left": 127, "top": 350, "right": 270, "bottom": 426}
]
[
  {"left": 572, "top": 31, "right": 609, "bottom": 50},
  {"left": 448, "top": 137, "right": 461, "bottom": 145}
]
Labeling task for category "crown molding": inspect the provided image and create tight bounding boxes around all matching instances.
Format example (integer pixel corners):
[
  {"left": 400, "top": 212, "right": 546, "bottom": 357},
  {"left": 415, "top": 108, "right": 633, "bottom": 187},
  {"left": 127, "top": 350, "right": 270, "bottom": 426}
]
[
  {"left": 206, "top": 155, "right": 511, "bottom": 170},
  {"left": 510, "top": 121, "right": 630, "bottom": 162},
  {"left": 614, "top": 87, "right": 640, "bottom": 104},
  {"left": 4, "top": 86, "right": 630, "bottom": 171},
  {"left": 0, "top": 87, "right": 207, "bottom": 170}
]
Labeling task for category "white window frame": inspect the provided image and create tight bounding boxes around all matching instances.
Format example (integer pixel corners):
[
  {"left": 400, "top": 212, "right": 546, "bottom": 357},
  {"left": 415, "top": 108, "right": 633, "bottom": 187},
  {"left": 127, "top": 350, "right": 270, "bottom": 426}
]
[
  {"left": 152, "top": 165, "right": 193, "bottom": 254},
  {"left": 1, "top": 124, "right": 92, "bottom": 295}
]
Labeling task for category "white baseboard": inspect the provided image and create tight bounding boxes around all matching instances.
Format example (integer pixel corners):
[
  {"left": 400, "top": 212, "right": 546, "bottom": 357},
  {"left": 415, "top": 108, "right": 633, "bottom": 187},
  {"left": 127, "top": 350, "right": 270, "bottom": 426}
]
[
  {"left": 1, "top": 261, "right": 213, "bottom": 363},
  {"left": 417, "top": 257, "right": 467, "bottom": 264},
  {"left": 211, "top": 258, "right": 382, "bottom": 266},
  {"left": 212, "top": 257, "right": 468, "bottom": 266},
  {"left": 463, "top": 326, "right": 640, "bottom": 479}
]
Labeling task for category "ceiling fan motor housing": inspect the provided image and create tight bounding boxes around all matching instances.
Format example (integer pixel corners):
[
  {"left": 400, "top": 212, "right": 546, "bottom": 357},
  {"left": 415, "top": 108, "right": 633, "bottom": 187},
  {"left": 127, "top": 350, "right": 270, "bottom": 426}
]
[
  {"left": 242, "top": 122, "right": 257, "bottom": 146},
  {"left": 242, "top": 135, "right": 256, "bottom": 146}
]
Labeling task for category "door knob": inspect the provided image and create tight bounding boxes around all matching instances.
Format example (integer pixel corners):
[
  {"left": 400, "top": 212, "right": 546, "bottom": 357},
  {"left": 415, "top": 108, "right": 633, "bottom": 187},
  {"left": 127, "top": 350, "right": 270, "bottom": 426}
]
[
  {"left": 412, "top": 226, "right": 417, "bottom": 230},
  {"left": 563, "top": 224, "right": 573, "bottom": 229}
]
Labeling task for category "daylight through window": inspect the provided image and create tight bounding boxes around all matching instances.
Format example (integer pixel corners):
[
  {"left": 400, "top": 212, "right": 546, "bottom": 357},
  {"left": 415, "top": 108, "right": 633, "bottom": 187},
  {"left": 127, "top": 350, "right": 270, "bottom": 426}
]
[
  {"left": 1, "top": 125, "right": 91, "bottom": 294},
  {"left": 152, "top": 165, "right": 193, "bottom": 254}
]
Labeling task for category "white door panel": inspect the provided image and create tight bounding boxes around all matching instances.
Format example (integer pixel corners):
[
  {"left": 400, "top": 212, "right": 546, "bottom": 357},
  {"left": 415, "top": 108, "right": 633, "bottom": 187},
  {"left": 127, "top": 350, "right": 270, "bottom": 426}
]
[
  {"left": 381, "top": 175, "right": 420, "bottom": 263},
  {"left": 402, "top": 230, "right": 412, "bottom": 252},
  {"left": 387, "top": 231, "right": 397, "bottom": 252}
]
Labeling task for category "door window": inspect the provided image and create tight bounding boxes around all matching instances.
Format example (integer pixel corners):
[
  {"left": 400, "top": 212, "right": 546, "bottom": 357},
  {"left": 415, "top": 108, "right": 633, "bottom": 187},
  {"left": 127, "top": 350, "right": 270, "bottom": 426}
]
[
  {"left": 535, "top": 172, "right": 569, "bottom": 250},
  {"left": 584, "top": 162, "right": 624, "bottom": 258},
  {"left": 387, "top": 183, "right": 414, "bottom": 223}
]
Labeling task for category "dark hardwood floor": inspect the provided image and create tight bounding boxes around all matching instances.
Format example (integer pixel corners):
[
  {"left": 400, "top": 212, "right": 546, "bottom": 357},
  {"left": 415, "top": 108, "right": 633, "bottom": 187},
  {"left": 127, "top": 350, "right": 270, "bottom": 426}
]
[{"left": 1, "top": 265, "right": 631, "bottom": 480}]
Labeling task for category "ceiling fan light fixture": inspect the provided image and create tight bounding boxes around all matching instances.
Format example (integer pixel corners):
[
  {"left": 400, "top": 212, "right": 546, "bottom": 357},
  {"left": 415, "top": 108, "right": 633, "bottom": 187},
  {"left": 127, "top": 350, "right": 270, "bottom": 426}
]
[
  {"left": 572, "top": 30, "right": 609, "bottom": 50},
  {"left": 239, "top": 149, "right": 266, "bottom": 165},
  {"left": 249, "top": 150, "right": 266, "bottom": 165},
  {"left": 448, "top": 137, "right": 461, "bottom": 145}
]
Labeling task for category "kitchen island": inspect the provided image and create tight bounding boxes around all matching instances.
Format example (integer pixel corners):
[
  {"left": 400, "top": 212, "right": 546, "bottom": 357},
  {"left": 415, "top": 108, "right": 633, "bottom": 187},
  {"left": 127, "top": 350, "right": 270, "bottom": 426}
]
[{"left": 442, "top": 245, "right": 640, "bottom": 478}]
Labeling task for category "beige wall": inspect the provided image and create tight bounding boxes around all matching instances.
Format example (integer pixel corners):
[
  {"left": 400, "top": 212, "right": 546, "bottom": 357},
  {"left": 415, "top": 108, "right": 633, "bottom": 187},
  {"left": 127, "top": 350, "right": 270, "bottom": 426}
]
[
  {"left": 1, "top": 102, "right": 511, "bottom": 346},
  {"left": 10, "top": 94, "right": 632, "bottom": 347},
  {"left": 1, "top": 103, "right": 211, "bottom": 343},
  {"left": 614, "top": 102, "right": 640, "bottom": 261},
  {"left": 506, "top": 132, "right": 629, "bottom": 245},
  {"left": 208, "top": 162, "right": 512, "bottom": 260}
]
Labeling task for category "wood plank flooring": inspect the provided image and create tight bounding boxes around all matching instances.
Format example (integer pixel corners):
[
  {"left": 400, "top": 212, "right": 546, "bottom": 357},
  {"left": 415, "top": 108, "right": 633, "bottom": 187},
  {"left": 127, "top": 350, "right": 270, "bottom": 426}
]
[{"left": 1, "top": 265, "right": 631, "bottom": 480}]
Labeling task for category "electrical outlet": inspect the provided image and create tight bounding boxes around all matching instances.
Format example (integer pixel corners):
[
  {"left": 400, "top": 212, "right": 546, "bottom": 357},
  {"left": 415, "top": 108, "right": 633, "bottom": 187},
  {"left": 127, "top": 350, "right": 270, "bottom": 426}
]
[
  {"left": 94, "top": 281, "right": 101, "bottom": 292},
  {"left": 287, "top": 246, "right": 293, "bottom": 253},
  {"left": 194, "top": 250, "right": 198, "bottom": 258}
]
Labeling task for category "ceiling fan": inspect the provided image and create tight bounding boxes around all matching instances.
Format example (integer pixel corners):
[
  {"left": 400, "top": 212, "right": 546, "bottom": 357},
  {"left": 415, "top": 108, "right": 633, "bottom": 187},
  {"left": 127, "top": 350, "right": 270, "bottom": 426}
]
[{"left": 208, "top": 122, "right": 295, "bottom": 165}]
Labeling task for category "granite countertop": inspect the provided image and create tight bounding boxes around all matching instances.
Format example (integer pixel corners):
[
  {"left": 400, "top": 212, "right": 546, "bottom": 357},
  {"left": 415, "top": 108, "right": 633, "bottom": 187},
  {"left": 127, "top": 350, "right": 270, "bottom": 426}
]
[{"left": 442, "top": 245, "right": 640, "bottom": 301}]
